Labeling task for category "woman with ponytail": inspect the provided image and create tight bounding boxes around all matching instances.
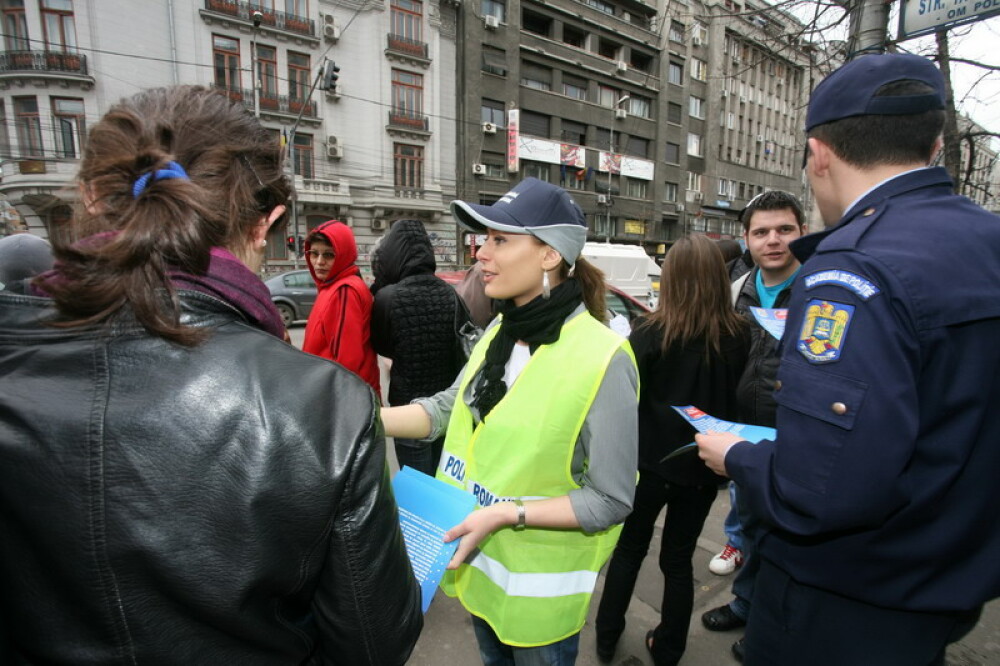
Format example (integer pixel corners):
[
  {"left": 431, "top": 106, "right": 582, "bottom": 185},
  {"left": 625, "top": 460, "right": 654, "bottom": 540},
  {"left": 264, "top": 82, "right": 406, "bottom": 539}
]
[
  {"left": 0, "top": 86, "right": 421, "bottom": 664},
  {"left": 382, "top": 177, "right": 639, "bottom": 664}
]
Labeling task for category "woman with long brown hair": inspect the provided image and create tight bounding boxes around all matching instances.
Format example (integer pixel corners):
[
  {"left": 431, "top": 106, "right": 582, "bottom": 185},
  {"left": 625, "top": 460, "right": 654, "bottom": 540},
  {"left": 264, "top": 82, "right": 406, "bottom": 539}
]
[{"left": 595, "top": 233, "right": 749, "bottom": 666}]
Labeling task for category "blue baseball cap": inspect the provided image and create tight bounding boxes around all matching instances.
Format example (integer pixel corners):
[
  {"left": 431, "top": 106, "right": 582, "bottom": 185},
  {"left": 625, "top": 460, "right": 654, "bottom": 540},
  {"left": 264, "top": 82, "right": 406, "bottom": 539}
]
[
  {"left": 451, "top": 178, "right": 588, "bottom": 267},
  {"left": 806, "top": 54, "right": 945, "bottom": 131}
]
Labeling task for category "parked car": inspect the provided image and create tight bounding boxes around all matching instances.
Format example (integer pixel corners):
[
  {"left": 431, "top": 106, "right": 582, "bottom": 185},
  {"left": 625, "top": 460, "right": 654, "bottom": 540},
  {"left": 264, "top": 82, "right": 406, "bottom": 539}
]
[
  {"left": 435, "top": 269, "right": 650, "bottom": 324},
  {"left": 265, "top": 269, "right": 316, "bottom": 327}
]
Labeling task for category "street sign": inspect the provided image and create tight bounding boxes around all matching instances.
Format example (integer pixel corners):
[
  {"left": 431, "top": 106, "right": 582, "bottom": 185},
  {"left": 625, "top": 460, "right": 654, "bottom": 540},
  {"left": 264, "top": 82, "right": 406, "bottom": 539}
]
[{"left": 899, "top": 0, "right": 1000, "bottom": 40}]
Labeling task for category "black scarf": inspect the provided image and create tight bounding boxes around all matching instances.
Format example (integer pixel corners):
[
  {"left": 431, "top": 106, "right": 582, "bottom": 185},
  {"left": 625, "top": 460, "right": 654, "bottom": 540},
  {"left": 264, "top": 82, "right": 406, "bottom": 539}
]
[{"left": 471, "top": 278, "right": 583, "bottom": 419}]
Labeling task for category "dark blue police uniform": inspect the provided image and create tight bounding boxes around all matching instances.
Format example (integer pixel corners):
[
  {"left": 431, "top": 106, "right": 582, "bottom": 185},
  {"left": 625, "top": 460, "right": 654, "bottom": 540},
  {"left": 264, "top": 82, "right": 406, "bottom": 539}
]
[{"left": 725, "top": 55, "right": 1000, "bottom": 666}]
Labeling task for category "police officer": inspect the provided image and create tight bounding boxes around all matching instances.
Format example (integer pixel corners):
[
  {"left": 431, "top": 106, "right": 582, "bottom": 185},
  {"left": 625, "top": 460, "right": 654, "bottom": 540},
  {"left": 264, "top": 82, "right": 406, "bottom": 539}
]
[{"left": 697, "top": 53, "right": 1000, "bottom": 665}]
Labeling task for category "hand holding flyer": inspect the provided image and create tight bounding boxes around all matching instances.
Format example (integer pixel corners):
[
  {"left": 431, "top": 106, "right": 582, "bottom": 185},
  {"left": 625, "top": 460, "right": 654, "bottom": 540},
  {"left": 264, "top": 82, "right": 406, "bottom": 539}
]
[{"left": 662, "top": 406, "right": 777, "bottom": 462}]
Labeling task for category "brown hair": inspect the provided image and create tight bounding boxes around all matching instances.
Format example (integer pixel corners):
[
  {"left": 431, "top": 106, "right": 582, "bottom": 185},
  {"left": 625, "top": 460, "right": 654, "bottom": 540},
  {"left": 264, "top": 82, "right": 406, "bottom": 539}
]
[
  {"left": 38, "top": 86, "right": 291, "bottom": 345},
  {"left": 556, "top": 257, "right": 606, "bottom": 321},
  {"left": 640, "top": 234, "right": 745, "bottom": 354}
]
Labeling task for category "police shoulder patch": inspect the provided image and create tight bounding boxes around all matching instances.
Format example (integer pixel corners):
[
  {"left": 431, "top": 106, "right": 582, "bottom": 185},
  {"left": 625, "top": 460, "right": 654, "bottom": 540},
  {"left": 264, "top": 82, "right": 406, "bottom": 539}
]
[
  {"left": 797, "top": 299, "right": 855, "bottom": 364},
  {"left": 803, "top": 269, "right": 880, "bottom": 300}
]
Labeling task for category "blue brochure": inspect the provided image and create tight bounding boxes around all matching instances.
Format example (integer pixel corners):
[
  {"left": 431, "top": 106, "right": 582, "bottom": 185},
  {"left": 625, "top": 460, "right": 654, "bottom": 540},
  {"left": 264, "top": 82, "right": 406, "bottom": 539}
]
[
  {"left": 663, "top": 406, "right": 777, "bottom": 461},
  {"left": 749, "top": 307, "right": 788, "bottom": 341},
  {"left": 392, "top": 466, "right": 476, "bottom": 613}
]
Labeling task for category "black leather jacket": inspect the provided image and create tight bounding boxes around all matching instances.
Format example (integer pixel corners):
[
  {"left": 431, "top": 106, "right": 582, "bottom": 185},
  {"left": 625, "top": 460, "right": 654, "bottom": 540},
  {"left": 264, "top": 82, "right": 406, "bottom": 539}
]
[
  {"left": 733, "top": 268, "right": 793, "bottom": 428},
  {"left": 0, "top": 290, "right": 422, "bottom": 665}
]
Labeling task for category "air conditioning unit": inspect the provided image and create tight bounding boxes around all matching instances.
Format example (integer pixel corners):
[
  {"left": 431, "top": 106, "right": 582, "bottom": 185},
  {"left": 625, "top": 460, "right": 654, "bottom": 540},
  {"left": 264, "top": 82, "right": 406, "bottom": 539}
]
[
  {"left": 615, "top": 108, "right": 628, "bottom": 120},
  {"left": 720, "top": 90, "right": 729, "bottom": 98},
  {"left": 321, "top": 13, "right": 340, "bottom": 42},
  {"left": 756, "top": 134, "right": 765, "bottom": 142},
  {"left": 616, "top": 60, "right": 628, "bottom": 73},
  {"left": 739, "top": 95, "right": 748, "bottom": 103},
  {"left": 372, "top": 219, "right": 387, "bottom": 230},
  {"left": 482, "top": 122, "right": 497, "bottom": 135},
  {"left": 692, "top": 192, "right": 703, "bottom": 202},
  {"left": 484, "top": 15, "right": 499, "bottom": 29},
  {"left": 775, "top": 78, "right": 783, "bottom": 86},
  {"left": 472, "top": 163, "right": 487, "bottom": 176},
  {"left": 732, "top": 55, "right": 741, "bottom": 65},
  {"left": 327, "top": 144, "right": 342, "bottom": 159},
  {"left": 692, "top": 36, "right": 703, "bottom": 47},
  {"left": 676, "top": 204, "right": 685, "bottom": 212},
  {"left": 596, "top": 194, "right": 610, "bottom": 205}
]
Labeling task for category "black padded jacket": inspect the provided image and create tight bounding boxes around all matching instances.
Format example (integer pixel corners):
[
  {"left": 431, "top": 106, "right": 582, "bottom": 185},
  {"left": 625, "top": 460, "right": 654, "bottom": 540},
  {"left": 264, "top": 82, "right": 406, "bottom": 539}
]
[{"left": 0, "top": 290, "right": 422, "bottom": 665}]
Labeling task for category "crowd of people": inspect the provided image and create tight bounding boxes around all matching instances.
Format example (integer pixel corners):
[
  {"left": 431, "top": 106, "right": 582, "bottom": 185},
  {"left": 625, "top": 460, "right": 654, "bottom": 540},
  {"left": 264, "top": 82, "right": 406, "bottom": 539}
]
[{"left": 2, "top": 53, "right": 999, "bottom": 666}]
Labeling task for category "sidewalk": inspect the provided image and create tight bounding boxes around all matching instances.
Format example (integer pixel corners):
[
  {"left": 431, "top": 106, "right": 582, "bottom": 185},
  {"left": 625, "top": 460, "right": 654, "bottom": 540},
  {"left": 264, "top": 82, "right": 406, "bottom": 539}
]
[{"left": 404, "top": 484, "right": 999, "bottom": 665}]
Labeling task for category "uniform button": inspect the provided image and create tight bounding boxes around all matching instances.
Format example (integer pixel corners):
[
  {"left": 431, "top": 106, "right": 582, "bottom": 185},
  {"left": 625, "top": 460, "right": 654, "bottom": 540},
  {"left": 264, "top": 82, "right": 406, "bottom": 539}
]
[
  {"left": 862, "top": 207, "right": 876, "bottom": 216},
  {"left": 831, "top": 402, "right": 848, "bottom": 415},
  {"left": 774, "top": 380, "right": 782, "bottom": 391}
]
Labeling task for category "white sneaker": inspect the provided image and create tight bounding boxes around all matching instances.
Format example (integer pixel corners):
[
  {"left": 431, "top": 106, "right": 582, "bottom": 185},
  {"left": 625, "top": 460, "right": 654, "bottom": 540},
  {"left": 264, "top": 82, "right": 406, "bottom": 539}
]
[{"left": 709, "top": 544, "right": 744, "bottom": 575}]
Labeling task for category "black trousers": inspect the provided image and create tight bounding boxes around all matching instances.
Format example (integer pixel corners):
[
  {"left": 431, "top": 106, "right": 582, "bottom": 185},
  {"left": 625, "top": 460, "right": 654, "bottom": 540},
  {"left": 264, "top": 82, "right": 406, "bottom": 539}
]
[
  {"left": 595, "top": 473, "right": 716, "bottom": 666},
  {"left": 745, "top": 558, "right": 981, "bottom": 666}
]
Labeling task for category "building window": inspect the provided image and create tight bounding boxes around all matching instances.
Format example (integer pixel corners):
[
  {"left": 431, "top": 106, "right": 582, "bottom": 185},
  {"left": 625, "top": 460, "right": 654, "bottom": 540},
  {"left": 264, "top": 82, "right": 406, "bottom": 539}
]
[
  {"left": 256, "top": 45, "right": 278, "bottom": 102},
  {"left": 664, "top": 182, "right": 678, "bottom": 202},
  {"left": 687, "top": 171, "right": 702, "bottom": 193},
  {"left": 522, "top": 9, "right": 552, "bottom": 37},
  {"left": 668, "top": 61, "right": 683, "bottom": 85},
  {"left": 687, "top": 132, "right": 702, "bottom": 157},
  {"left": 520, "top": 62, "right": 551, "bottom": 91},
  {"left": 562, "top": 75, "right": 588, "bottom": 101},
  {"left": 52, "top": 97, "right": 84, "bottom": 158},
  {"left": 689, "top": 96, "right": 705, "bottom": 119},
  {"left": 482, "top": 45, "right": 507, "bottom": 76},
  {"left": 626, "top": 178, "right": 648, "bottom": 199},
  {"left": 213, "top": 35, "right": 242, "bottom": 94},
  {"left": 288, "top": 51, "right": 310, "bottom": 103},
  {"left": 597, "top": 38, "right": 620, "bottom": 60},
  {"left": 586, "top": 0, "right": 615, "bottom": 16},
  {"left": 669, "top": 21, "right": 684, "bottom": 42},
  {"left": 14, "top": 96, "right": 43, "bottom": 157},
  {"left": 293, "top": 133, "right": 313, "bottom": 178},
  {"left": 0, "top": 101, "right": 10, "bottom": 157},
  {"left": 598, "top": 85, "right": 621, "bottom": 108},
  {"left": 391, "top": 69, "right": 423, "bottom": 116},
  {"left": 667, "top": 103, "right": 682, "bottom": 125},
  {"left": 41, "top": 0, "right": 76, "bottom": 53},
  {"left": 629, "top": 95, "right": 652, "bottom": 119},
  {"left": 691, "top": 58, "right": 707, "bottom": 81},
  {"left": 482, "top": 0, "right": 505, "bottom": 22},
  {"left": 626, "top": 136, "right": 649, "bottom": 158},
  {"left": 594, "top": 215, "right": 614, "bottom": 238},
  {"left": 394, "top": 143, "right": 423, "bottom": 189},
  {"left": 523, "top": 161, "right": 550, "bottom": 182},
  {"left": 390, "top": 0, "right": 422, "bottom": 42},
  {"left": 561, "top": 119, "right": 586, "bottom": 145},
  {"left": 520, "top": 110, "right": 550, "bottom": 138},
  {"left": 665, "top": 142, "right": 680, "bottom": 164},
  {"left": 2, "top": 0, "right": 28, "bottom": 51},
  {"left": 563, "top": 24, "right": 585, "bottom": 48},
  {"left": 481, "top": 99, "right": 506, "bottom": 127}
]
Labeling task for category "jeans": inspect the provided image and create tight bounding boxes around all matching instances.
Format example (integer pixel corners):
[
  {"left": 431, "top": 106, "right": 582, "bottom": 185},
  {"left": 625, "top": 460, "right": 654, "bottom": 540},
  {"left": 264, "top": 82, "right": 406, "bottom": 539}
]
[
  {"left": 471, "top": 615, "right": 580, "bottom": 666},
  {"left": 595, "top": 473, "right": 717, "bottom": 666},
  {"left": 394, "top": 436, "right": 444, "bottom": 477},
  {"left": 723, "top": 481, "right": 745, "bottom": 552}
]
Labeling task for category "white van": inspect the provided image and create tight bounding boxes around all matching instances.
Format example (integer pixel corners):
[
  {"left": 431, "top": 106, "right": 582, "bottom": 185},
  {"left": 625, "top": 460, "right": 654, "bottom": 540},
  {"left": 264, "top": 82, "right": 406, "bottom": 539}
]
[{"left": 581, "top": 242, "right": 660, "bottom": 308}]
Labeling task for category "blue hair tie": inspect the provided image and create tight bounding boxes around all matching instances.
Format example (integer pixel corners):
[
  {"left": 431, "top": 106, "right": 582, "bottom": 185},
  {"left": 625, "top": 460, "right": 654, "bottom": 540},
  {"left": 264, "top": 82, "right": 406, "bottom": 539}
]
[{"left": 132, "top": 160, "right": 189, "bottom": 198}]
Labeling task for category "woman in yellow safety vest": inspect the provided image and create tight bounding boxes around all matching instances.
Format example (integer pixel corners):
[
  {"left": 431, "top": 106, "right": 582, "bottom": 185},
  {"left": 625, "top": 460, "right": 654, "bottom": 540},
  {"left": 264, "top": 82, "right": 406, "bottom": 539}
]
[{"left": 383, "top": 177, "right": 639, "bottom": 665}]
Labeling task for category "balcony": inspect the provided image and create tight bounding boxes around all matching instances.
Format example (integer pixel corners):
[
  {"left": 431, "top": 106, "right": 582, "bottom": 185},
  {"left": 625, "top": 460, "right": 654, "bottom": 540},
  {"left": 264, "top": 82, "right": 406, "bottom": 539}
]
[
  {"left": 385, "top": 34, "right": 430, "bottom": 68},
  {"left": 387, "top": 110, "right": 430, "bottom": 140},
  {"left": 203, "top": 0, "right": 316, "bottom": 39},
  {"left": 0, "top": 50, "right": 88, "bottom": 75},
  {"left": 210, "top": 85, "right": 319, "bottom": 121}
]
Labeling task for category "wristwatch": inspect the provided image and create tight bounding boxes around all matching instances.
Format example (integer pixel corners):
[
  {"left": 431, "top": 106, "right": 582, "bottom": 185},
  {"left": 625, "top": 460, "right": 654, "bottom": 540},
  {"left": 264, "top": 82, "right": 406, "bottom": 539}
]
[{"left": 512, "top": 499, "right": 526, "bottom": 531}]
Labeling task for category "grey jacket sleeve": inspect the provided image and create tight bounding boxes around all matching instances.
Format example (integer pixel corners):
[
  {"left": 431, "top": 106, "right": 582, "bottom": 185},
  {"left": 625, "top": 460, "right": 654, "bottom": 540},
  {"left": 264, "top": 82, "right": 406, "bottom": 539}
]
[{"left": 568, "top": 348, "right": 639, "bottom": 533}]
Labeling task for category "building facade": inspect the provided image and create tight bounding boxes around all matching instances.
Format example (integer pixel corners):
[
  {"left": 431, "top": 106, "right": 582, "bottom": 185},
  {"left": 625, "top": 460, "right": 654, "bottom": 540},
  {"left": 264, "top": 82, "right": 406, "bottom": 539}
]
[{"left": 0, "top": 0, "right": 459, "bottom": 273}]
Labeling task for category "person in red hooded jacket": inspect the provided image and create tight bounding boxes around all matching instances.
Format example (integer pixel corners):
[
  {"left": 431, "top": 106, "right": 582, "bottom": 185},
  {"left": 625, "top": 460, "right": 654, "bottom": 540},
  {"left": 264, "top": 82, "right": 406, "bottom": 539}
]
[{"left": 302, "top": 220, "right": 381, "bottom": 394}]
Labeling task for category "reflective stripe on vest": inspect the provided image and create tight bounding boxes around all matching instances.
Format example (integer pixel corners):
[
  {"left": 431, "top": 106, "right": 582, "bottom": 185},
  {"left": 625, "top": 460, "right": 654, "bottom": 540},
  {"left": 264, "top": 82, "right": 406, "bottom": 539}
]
[{"left": 436, "top": 310, "right": 637, "bottom": 647}]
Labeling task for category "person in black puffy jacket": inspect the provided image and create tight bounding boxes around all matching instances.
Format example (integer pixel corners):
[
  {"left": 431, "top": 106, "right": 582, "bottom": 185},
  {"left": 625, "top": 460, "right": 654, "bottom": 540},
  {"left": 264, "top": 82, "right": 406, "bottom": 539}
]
[
  {"left": 0, "top": 86, "right": 421, "bottom": 665},
  {"left": 371, "top": 218, "right": 465, "bottom": 474}
]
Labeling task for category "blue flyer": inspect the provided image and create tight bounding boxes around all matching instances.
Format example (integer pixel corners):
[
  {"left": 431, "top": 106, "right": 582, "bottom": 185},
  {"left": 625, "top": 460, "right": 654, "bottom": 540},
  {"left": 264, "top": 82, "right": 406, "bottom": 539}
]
[
  {"left": 663, "top": 406, "right": 777, "bottom": 461},
  {"left": 749, "top": 307, "right": 788, "bottom": 340},
  {"left": 392, "top": 466, "right": 476, "bottom": 613}
]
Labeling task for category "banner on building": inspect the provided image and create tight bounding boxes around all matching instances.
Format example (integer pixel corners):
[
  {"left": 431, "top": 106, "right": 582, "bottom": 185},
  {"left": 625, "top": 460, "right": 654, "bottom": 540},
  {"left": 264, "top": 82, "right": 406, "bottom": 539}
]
[{"left": 507, "top": 109, "right": 520, "bottom": 173}]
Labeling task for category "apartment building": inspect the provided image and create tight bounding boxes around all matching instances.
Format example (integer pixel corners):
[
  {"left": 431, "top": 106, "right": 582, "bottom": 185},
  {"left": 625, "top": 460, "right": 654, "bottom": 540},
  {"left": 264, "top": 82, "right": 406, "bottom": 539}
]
[
  {"left": 955, "top": 114, "right": 998, "bottom": 210},
  {"left": 454, "top": 0, "right": 815, "bottom": 260},
  {"left": 0, "top": 0, "right": 459, "bottom": 271}
]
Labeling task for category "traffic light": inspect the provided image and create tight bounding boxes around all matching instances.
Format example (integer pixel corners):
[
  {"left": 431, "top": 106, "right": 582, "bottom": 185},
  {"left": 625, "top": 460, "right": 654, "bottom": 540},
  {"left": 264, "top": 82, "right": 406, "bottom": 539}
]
[
  {"left": 319, "top": 60, "right": 340, "bottom": 91},
  {"left": 287, "top": 235, "right": 295, "bottom": 252}
]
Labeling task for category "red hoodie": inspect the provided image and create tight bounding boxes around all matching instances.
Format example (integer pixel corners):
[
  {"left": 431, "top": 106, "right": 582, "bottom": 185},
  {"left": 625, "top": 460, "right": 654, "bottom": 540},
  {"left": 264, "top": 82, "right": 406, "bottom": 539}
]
[{"left": 302, "top": 221, "right": 380, "bottom": 395}]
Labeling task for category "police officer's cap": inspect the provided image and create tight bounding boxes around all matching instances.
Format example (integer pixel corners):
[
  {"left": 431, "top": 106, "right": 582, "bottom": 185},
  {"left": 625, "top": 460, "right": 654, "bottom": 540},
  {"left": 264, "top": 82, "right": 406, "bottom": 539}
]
[{"left": 806, "top": 54, "right": 945, "bottom": 132}]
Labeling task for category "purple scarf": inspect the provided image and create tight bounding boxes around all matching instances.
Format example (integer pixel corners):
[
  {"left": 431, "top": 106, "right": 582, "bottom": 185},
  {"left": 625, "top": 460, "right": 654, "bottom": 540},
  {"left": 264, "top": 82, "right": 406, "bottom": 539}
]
[
  {"left": 34, "top": 237, "right": 285, "bottom": 339},
  {"left": 169, "top": 247, "right": 285, "bottom": 339}
]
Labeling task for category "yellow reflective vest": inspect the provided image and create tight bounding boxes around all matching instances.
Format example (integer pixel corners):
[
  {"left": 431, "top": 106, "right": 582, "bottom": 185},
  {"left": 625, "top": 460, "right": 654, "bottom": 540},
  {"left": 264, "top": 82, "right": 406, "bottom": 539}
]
[{"left": 436, "top": 310, "right": 637, "bottom": 647}]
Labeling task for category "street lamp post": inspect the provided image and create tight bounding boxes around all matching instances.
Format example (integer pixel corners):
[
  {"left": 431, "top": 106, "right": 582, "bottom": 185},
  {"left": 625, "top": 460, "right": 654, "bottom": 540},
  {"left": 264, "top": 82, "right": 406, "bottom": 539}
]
[{"left": 606, "top": 94, "right": 630, "bottom": 242}]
